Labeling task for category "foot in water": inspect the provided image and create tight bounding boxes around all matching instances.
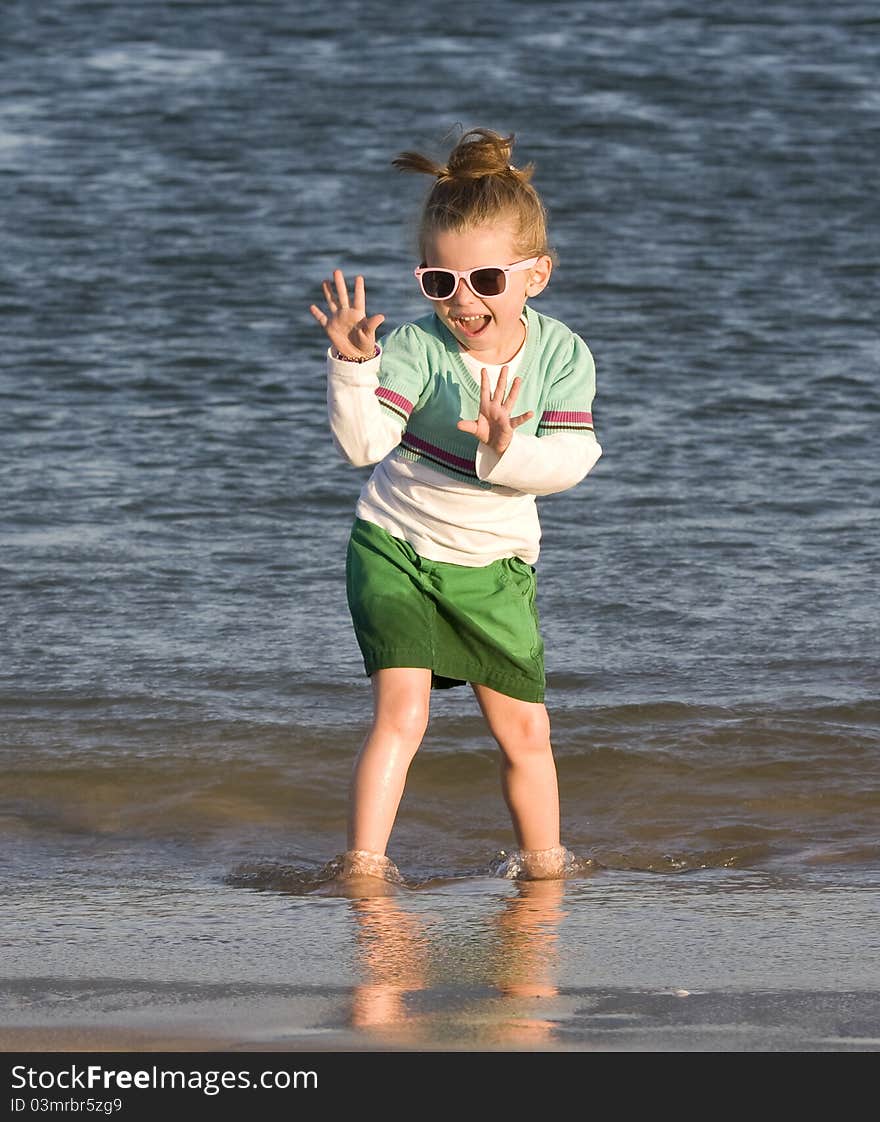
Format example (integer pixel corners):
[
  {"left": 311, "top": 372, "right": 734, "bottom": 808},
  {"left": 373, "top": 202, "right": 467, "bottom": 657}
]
[
  {"left": 495, "top": 845, "right": 576, "bottom": 880},
  {"left": 312, "top": 849, "right": 404, "bottom": 896},
  {"left": 341, "top": 849, "right": 402, "bottom": 880}
]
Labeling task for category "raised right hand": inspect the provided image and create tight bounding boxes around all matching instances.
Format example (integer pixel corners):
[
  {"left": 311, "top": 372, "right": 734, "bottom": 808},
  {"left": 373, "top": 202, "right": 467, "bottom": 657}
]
[
  {"left": 456, "top": 366, "right": 533, "bottom": 456},
  {"left": 309, "top": 269, "right": 385, "bottom": 360}
]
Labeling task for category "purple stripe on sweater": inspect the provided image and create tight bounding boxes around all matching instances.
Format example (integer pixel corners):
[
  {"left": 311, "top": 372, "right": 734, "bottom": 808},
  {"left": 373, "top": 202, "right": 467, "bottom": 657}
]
[
  {"left": 375, "top": 386, "right": 414, "bottom": 414},
  {"left": 540, "top": 410, "right": 593, "bottom": 424},
  {"left": 401, "top": 433, "right": 476, "bottom": 473}
]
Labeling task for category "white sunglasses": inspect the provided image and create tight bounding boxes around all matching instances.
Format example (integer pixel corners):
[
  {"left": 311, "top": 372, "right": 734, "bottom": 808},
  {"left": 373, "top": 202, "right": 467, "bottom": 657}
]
[{"left": 414, "top": 257, "right": 540, "bottom": 300}]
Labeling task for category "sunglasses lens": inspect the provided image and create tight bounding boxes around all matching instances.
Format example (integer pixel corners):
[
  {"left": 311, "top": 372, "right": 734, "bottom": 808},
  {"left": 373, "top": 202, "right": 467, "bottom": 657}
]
[
  {"left": 470, "top": 268, "right": 506, "bottom": 297},
  {"left": 421, "top": 269, "right": 456, "bottom": 299}
]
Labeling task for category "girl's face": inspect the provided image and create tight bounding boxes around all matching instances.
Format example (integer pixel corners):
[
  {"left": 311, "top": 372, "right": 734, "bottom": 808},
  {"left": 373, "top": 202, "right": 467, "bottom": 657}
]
[{"left": 422, "top": 223, "right": 551, "bottom": 365}]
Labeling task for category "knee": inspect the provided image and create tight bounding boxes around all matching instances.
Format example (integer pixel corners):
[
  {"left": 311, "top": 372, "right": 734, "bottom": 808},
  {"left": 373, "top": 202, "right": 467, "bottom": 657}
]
[
  {"left": 373, "top": 696, "right": 430, "bottom": 745},
  {"left": 498, "top": 706, "right": 552, "bottom": 759}
]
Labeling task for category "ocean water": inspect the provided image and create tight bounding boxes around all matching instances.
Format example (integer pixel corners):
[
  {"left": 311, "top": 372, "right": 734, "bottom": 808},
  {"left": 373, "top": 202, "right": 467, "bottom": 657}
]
[{"left": 2, "top": 0, "right": 878, "bottom": 921}]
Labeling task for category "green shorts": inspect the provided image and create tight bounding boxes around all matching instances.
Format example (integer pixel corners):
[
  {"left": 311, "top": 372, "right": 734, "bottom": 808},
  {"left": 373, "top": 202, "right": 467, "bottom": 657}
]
[{"left": 345, "top": 518, "right": 545, "bottom": 704}]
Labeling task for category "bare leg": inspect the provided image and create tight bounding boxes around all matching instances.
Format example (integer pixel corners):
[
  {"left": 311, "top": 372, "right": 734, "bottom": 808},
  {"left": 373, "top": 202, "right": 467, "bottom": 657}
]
[
  {"left": 347, "top": 667, "right": 432, "bottom": 857},
  {"left": 472, "top": 683, "right": 567, "bottom": 878}
]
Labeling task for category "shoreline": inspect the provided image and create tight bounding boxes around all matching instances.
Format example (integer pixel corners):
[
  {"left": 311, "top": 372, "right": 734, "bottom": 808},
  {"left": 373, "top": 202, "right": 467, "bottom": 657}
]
[
  {"left": 4, "top": 871, "right": 879, "bottom": 1054},
  {"left": 3, "top": 983, "right": 880, "bottom": 1053}
]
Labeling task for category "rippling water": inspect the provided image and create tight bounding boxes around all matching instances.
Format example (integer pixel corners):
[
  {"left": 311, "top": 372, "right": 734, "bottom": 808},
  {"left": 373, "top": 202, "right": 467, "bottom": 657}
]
[{"left": 2, "top": 0, "right": 878, "bottom": 892}]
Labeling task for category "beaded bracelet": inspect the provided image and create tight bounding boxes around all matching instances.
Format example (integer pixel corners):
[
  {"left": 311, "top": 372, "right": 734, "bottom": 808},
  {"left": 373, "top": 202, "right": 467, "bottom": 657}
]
[{"left": 332, "top": 345, "right": 380, "bottom": 363}]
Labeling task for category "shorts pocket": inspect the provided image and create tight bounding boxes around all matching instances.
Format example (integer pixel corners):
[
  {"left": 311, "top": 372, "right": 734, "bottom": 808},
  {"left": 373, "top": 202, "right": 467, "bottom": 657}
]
[{"left": 499, "top": 556, "right": 537, "bottom": 597}]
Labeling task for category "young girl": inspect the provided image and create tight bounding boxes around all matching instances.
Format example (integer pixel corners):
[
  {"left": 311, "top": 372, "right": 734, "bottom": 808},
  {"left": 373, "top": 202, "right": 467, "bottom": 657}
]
[{"left": 309, "top": 128, "right": 601, "bottom": 881}]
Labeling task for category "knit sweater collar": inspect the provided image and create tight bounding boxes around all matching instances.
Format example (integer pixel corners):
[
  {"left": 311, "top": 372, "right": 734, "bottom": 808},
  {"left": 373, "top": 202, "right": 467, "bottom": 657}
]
[{"left": 431, "top": 305, "right": 539, "bottom": 401}]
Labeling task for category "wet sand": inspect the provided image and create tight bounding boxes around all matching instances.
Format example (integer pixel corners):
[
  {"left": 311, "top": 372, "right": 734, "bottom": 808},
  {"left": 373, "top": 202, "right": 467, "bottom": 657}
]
[
  {"left": 2, "top": 992, "right": 880, "bottom": 1054},
  {"left": 2, "top": 870, "right": 879, "bottom": 1053}
]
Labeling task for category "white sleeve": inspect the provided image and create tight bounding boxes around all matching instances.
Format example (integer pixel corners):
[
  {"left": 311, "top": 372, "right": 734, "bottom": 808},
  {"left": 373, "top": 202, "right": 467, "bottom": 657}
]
[
  {"left": 325, "top": 349, "right": 404, "bottom": 467},
  {"left": 475, "top": 430, "right": 602, "bottom": 496}
]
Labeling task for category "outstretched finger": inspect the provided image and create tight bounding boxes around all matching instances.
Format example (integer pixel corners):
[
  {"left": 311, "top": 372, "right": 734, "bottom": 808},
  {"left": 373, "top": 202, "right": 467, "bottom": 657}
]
[
  {"left": 309, "top": 304, "right": 328, "bottom": 328},
  {"left": 491, "top": 365, "right": 509, "bottom": 403},
  {"left": 479, "top": 368, "right": 492, "bottom": 408},
  {"left": 333, "top": 269, "right": 350, "bottom": 309},
  {"left": 353, "top": 274, "right": 367, "bottom": 314},
  {"left": 322, "top": 279, "right": 338, "bottom": 310},
  {"left": 503, "top": 374, "right": 522, "bottom": 411}
]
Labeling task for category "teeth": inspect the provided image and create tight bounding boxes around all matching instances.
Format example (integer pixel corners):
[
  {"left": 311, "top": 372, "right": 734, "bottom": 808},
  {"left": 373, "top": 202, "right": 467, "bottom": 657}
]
[{"left": 457, "top": 315, "right": 486, "bottom": 322}]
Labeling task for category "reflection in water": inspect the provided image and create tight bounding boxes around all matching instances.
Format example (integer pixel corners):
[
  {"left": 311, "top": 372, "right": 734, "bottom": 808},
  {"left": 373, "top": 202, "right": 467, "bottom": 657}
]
[
  {"left": 349, "top": 891, "right": 430, "bottom": 1030},
  {"left": 491, "top": 880, "right": 565, "bottom": 1044},
  {"left": 347, "top": 879, "right": 567, "bottom": 1046}
]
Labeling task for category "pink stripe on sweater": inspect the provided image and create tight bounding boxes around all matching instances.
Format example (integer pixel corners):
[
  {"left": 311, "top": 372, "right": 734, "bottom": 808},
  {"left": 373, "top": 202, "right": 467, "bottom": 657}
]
[
  {"left": 401, "top": 433, "right": 476, "bottom": 472},
  {"left": 375, "top": 386, "right": 414, "bottom": 414},
  {"left": 540, "top": 410, "right": 593, "bottom": 424}
]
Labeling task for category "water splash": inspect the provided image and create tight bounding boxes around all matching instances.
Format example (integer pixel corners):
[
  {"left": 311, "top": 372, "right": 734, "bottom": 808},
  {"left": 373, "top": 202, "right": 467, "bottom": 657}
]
[
  {"left": 223, "top": 853, "right": 405, "bottom": 897},
  {"left": 224, "top": 845, "right": 760, "bottom": 897},
  {"left": 490, "top": 847, "right": 597, "bottom": 880}
]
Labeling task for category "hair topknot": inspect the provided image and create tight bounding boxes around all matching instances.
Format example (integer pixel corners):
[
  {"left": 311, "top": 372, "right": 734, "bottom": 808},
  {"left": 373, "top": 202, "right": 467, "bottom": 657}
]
[
  {"left": 393, "top": 128, "right": 534, "bottom": 184},
  {"left": 392, "top": 127, "right": 552, "bottom": 262}
]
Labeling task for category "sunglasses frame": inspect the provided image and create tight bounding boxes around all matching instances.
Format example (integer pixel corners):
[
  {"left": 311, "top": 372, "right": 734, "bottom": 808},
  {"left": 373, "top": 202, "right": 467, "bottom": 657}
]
[{"left": 414, "top": 256, "right": 541, "bottom": 301}]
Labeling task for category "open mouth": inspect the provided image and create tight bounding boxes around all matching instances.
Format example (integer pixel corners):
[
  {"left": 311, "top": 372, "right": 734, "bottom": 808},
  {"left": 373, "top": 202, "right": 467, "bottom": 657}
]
[{"left": 452, "top": 314, "right": 491, "bottom": 338}]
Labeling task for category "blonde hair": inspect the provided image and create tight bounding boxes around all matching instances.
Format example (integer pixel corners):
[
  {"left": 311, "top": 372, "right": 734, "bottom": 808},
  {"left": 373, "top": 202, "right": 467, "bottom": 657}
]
[{"left": 392, "top": 127, "right": 554, "bottom": 263}]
